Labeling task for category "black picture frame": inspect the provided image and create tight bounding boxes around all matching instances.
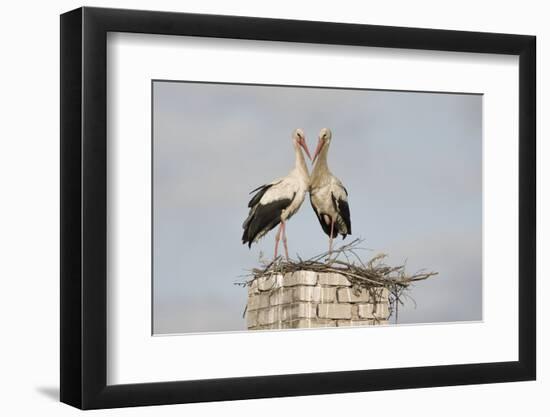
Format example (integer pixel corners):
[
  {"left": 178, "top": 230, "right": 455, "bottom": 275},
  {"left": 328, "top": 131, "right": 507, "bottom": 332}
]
[{"left": 60, "top": 6, "right": 536, "bottom": 410}]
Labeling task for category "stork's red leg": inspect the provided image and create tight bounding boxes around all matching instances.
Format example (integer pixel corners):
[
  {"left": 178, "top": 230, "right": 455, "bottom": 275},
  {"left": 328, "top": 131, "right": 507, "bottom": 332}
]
[
  {"left": 281, "top": 221, "right": 289, "bottom": 261},
  {"left": 274, "top": 222, "right": 283, "bottom": 259}
]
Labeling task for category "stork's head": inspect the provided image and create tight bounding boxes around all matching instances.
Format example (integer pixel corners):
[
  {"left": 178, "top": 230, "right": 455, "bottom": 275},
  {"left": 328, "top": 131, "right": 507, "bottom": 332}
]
[
  {"left": 313, "top": 128, "right": 332, "bottom": 163},
  {"left": 292, "top": 128, "right": 312, "bottom": 160}
]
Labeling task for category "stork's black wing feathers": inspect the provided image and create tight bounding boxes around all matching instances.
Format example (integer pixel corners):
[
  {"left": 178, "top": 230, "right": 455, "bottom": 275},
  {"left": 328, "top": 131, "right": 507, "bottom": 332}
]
[
  {"left": 247, "top": 181, "right": 283, "bottom": 208},
  {"left": 247, "top": 184, "right": 270, "bottom": 208},
  {"left": 338, "top": 199, "right": 352, "bottom": 236},
  {"left": 331, "top": 193, "right": 352, "bottom": 238},
  {"left": 310, "top": 196, "right": 333, "bottom": 237},
  {"left": 242, "top": 195, "right": 294, "bottom": 247}
]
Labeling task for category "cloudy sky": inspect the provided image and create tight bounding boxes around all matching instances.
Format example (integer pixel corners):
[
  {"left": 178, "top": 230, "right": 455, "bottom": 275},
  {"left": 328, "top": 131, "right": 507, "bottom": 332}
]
[{"left": 152, "top": 80, "right": 482, "bottom": 335}]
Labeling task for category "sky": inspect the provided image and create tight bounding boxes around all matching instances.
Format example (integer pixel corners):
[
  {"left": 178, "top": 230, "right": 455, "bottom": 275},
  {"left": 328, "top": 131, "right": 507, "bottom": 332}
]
[{"left": 152, "top": 80, "right": 482, "bottom": 335}]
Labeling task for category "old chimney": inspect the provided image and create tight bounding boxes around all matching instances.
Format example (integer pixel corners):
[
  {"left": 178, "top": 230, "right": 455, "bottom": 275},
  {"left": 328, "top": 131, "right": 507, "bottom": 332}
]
[{"left": 246, "top": 271, "right": 390, "bottom": 330}]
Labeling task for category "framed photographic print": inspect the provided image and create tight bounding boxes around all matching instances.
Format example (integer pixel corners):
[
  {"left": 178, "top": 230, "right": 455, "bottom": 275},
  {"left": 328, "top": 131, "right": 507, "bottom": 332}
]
[{"left": 60, "top": 6, "right": 536, "bottom": 409}]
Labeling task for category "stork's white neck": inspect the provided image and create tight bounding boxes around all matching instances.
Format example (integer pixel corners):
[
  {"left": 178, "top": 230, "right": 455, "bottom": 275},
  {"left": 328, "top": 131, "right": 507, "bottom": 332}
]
[
  {"left": 293, "top": 140, "right": 310, "bottom": 179},
  {"left": 312, "top": 141, "right": 330, "bottom": 180}
]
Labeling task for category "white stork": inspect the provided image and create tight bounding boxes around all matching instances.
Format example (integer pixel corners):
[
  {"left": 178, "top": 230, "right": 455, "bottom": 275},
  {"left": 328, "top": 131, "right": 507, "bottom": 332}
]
[
  {"left": 310, "top": 128, "right": 352, "bottom": 253},
  {"left": 242, "top": 128, "right": 312, "bottom": 260}
]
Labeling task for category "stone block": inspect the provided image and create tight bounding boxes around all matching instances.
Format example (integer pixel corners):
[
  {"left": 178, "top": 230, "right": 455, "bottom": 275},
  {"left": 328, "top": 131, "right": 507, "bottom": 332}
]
[
  {"left": 357, "top": 303, "right": 389, "bottom": 320},
  {"left": 248, "top": 294, "right": 270, "bottom": 311},
  {"left": 293, "top": 286, "right": 336, "bottom": 302},
  {"left": 284, "top": 319, "right": 337, "bottom": 329},
  {"left": 371, "top": 287, "right": 390, "bottom": 303},
  {"left": 257, "top": 307, "right": 282, "bottom": 325},
  {"left": 373, "top": 303, "right": 390, "bottom": 319},
  {"left": 318, "top": 303, "right": 352, "bottom": 319},
  {"left": 357, "top": 303, "right": 374, "bottom": 319},
  {"left": 282, "top": 303, "right": 316, "bottom": 321},
  {"left": 317, "top": 273, "right": 351, "bottom": 286},
  {"left": 246, "top": 310, "right": 258, "bottom": 328},
  {"left": 251, "top": 323, "right": 280, "bottom": 330},
  {"left": 336, "top": 319, "right": 374, "bottom": 327},
  {"left": 248, "top": 279, "right": 258, "bottom": 296},
  {"left": 337, "top": 288, "right": 372, "bottom": 303},
  {"left": 257, "top": 274, "right": 283, "bottom": 291},
  {"left": 270, "top": 288, "right": 293, "bottom": 306},
  {"left": 351, "top": 304, "right": 359, "bottom": 319},
  {"left": 283, "top": 271, "right": 318, "bottom": 287}
]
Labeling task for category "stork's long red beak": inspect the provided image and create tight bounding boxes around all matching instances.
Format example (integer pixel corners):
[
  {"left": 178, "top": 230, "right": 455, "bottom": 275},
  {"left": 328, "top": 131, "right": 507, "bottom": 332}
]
[
  {"left": 312, "top": 138, "right": 324, "bottom": 163},
  {"left": 300, "top": 138, "right": 312, "bottom": 161}
]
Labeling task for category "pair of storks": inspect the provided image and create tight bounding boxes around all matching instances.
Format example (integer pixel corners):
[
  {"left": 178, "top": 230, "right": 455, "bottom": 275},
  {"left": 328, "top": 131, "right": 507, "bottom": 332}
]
[{"left": 242, "top": 128, "right": 351, "bottom": 260}]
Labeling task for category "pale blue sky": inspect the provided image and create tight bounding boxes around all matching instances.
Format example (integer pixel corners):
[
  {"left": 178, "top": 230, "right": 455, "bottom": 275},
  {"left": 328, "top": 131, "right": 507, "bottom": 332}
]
[{"left": 153, "top": 81, "right": 482, "bottom": 334}]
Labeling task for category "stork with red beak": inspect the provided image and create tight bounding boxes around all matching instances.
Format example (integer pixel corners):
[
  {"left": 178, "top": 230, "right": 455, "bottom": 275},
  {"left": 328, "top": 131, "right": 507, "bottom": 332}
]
[
  {"left": 242, "top": 128, "right": 312, "bottom": 260},
  {"left": 310, "top": 128, "right": 352, "bottom": 254}
]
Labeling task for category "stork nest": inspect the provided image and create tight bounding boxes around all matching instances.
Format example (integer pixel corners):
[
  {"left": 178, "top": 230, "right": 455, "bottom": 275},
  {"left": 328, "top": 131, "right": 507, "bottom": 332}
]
[{"left": 238, "top": 238, "right": 438, "bottom": 323}]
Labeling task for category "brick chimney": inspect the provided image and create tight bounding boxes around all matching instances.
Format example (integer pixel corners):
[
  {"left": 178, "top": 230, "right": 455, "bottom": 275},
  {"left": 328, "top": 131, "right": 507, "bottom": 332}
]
[{"left": 246, "top": 271, "right": 390, "bottom": 330}]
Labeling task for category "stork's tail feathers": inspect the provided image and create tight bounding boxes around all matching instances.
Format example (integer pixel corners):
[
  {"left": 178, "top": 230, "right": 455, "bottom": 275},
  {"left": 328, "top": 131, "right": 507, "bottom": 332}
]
[{"left": 241, "top": 213, "right": 256, "bottom": 248}]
